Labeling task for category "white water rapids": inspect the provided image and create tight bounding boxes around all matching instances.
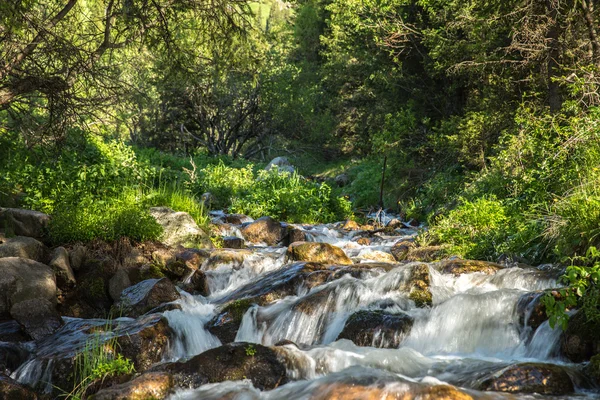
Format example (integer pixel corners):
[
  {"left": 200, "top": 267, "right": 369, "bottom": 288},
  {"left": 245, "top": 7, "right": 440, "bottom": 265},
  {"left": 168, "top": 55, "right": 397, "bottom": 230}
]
[{"left": 10, "top": 217, "right": 598, "bottom": 399}]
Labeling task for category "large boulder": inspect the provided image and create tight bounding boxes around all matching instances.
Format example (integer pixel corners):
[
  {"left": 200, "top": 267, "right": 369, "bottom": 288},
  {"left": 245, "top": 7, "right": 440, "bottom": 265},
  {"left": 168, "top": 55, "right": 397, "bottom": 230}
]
[
  {"left": 49, "top": 246, "right": 76, "bottom": 289},
  {"left": 303, "top": 381, "right": 472, "bottom": 400},
  {"left": 116, "top": 316, "right": 174, "bottom": 371},
  {"left": 10, "top": 298, "right": 64, "bottom": 340},
  {"left": 241, "top": 216, "right": 285, "bottom": 246},
  {"left": 439, "top": 259, "right": 503, "bottom": 276},
  {"left": 0, "top": 208, "right": 50, "bottom": 239},
  {"left": 337, "top": 310, "right": 413, "bottom": 348},
  {"left": 477, "top": 363, "right": 574, "bottom": 395},
  {"left": 90, "top": 371, "right": 173, "bottom": 400},
  {"left": 164, "top": 342, "right": 288, "bottom": 390},
  {"left": 265, "top": 156, "right": 295, "bottom": 174},
  {"left": 0, "top": 257, "right": 56, "bottom": 318},
  {"left": 287, "top": 242, "right": 353, "bottom": 265},
  {"left": 0, "top": 374, "right": 39, "bottom": 400},
  {"left": 149, "top": 207, "right": 212, "bottom": 249},
  {"left": 109, "top": 269, "right": 132, "bottom": 302},
  {"left": 223, "top": 236, "right": 245, "bottom": 249},
  {"left": 0, "top": 236, "right": 47, "bottom": 262},
  {"left": 114, "top": 278, "right": 180, "bottom": 318},
  {"left": 561, "top": 311, "right": 600, "bottom": 362}
]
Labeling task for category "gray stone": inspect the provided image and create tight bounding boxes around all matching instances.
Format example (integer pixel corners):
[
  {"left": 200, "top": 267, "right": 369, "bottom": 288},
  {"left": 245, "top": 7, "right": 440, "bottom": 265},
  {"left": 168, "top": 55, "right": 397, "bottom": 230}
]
[
  {"left": 114, "top": 278, "right": 180, "bottom": 317},
  {"left": 10, "top": 298, "right": 63, "bottom": 340},
  {"left": 109, "top": 269, "right": 132, "bottom": 302},
  {"left": 49, "top": 247, "right": 76, "bottom": 289},
  {"left": 265, "top": 156, "right": 295, "bottom": 174},
  {"left": 0, "top": 208, "right": 50, "bottom": 238},
  {"left": 0, "top": 236, "right": 47, "bottom": 262},
  {"left": 334, "top": 173, "right": 350, "bottom": 187},
  {"left": 149, "top": 207, "right": 212, "bottom": 249},
  {"left": 68, "top": 244, "right": 87, "bottom": 271},
  {"left": 0, "top": 257, "right": 56, "bottom": 317}
]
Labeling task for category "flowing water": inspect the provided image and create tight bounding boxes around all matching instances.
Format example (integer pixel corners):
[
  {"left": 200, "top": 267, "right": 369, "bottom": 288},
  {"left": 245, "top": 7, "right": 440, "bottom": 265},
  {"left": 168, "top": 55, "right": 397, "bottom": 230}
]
[{"left": 9, "top": 214, "right": 600, "bottom": 399}]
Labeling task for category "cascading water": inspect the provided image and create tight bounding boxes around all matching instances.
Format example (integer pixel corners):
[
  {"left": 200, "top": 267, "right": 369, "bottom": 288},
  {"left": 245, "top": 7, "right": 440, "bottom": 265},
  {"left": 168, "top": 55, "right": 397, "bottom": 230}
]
[{"left": 10, "top": 218, "right": 599, "bottom": 399}]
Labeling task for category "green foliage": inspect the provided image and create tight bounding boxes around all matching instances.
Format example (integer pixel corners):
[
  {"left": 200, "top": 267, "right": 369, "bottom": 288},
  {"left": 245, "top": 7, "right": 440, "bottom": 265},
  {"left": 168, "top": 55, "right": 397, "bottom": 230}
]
[
  {"left": 189, "top": 161, "right": 352, "bottom": 223},
  {"left": 543, "top": 246, "right": 600, "bottom": 330},
  {"left": 48, "top": 189, "right": 163, "bottom": 244}
]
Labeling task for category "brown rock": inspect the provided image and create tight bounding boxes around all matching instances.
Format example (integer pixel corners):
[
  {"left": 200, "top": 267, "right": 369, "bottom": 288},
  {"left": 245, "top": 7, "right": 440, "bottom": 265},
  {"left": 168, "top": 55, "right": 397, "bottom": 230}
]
[
  {"left": 0, "top": 374, "right": 39, "bottom": 400},
  {"left": 0, "top": 236, "right": 47, "bottom": 263},
  {"left": 390, "top": 241, "right": 415, "bottom": 261},
  {"left": 240, "top": 216, "right": 285, "bottom": 246},
  {"left": 203, "top": 249, "right": 252, "bottom": 270},
  {"left": 440, "top": 259, "right": 503, "bottom": 276},
  {"left": 223, "top": 236, "right": 245, "bottom": 249},
  {"left": 342, "top": 220, "right": 360, "bottom": 231},
  {"left": 337, "top": 310, "right": 413, "bottom": 348},
  {"left": 478, "top": 363, "right": 574, "bottom": 395},
  {"left": 561, "top": 311, "right": 600, "bottom": 362}
]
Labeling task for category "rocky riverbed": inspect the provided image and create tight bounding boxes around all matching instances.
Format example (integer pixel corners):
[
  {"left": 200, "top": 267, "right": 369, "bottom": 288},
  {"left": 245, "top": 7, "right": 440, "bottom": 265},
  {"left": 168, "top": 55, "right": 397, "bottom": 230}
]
[{"left": 1, "top": 207, "right": 600, "bottom": 399}]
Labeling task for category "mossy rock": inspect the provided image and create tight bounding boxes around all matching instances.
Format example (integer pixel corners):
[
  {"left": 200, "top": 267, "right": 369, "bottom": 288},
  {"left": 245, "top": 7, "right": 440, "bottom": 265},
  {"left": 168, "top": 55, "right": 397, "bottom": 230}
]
[
  {"left": 477, "top": 363, "right": 574, "bottom": 395},
  {"left": 207, "top": 298, "right": 259, "bottom": 344},
  {"left": 405, "top": 246, "right": 445, "bottom": 262},
  {"left": 439, "top": 259, "right": 503, "bottom": 276},
  {"left": 584, "top": 354, "right": 600, "bottom": 384},
  {"left": 405, "top": 263, "right": 432, "bottom": 307},
  {"left": 287, "top": 242, "right": 352, "bottom": 265}
]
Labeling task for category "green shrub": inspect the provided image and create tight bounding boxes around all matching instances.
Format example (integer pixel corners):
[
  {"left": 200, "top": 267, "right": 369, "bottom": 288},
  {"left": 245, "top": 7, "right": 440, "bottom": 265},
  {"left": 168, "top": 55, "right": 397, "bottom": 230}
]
[
  {"left": 229, "top": 168, "right": 352, "bottom": 223},
  {"left": 144, "top": 184, "right": 209, "bottom": 229}
]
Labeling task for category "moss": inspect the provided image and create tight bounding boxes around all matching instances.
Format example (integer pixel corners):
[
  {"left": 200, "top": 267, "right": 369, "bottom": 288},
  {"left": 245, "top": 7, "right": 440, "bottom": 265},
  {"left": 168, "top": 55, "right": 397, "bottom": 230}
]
[
  {"left": 409, "top": 289, "right": 432, "bottom": 307},
  {"left": 88, "top": 277, "right": 107, "bottom": 301},
  {"left": 140, "top": 264, "right": 166, "bottom": 280},
  {"left": 223, "top": 299, "right": 254, "bottom": 321}
]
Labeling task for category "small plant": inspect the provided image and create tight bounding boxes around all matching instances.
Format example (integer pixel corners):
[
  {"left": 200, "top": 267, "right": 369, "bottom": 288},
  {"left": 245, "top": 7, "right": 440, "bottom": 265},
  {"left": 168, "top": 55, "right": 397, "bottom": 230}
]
[
  {"left": 245, "top": 344, "right": 257, "bottom": 357},
  {"left": 63, "top": 327, "right": 136, "bottom": 399}
]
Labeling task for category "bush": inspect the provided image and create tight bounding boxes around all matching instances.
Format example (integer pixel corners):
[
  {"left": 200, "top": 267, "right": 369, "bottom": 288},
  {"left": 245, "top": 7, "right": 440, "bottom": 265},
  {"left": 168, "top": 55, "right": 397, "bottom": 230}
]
[{"left": 230, "top": 168, "right": 353, "bottom": 223}]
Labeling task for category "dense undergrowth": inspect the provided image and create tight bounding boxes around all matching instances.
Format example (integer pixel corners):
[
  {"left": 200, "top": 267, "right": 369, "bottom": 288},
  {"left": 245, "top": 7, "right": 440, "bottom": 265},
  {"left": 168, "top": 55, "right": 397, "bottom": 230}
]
[{"left": 0, "top": 132, "right": 352, "bottom": 244}]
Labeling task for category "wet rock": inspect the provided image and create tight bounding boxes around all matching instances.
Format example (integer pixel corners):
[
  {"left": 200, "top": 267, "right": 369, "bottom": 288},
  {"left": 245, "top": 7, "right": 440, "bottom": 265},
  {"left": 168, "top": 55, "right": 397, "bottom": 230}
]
[
  {"left": 109, "top": 269, "right": 132, "bottom": 302},
  {"left": 287, "top": 242, "right": 352, "bottom": 265},
  {"left": 241, "top": 216, "right": 285, "bottom": 246},
  {"left": 561, "top": 311, "right": 600, "bottom": 362},
  {"left": 334, "top": 173, "right": 350, "bottom": 187},
  {"left": 223, "top": 236, "right": 245, "bottom": 249},
  {"left": 516, "top": 290, "right": 566, "bottom": 333},
  {"left": 0, "top": 321, "right": 28, "bottom": 343},
  {"left": 10, "top": 298, "right": 63, "bottom": 340},
  {"left": 114, "top": 278, "right": 180, "bottom": 318},
  {"left": 337, "top": 310, "right": 413, "bottom": 348},
  {"left": 204, "top": 249, "right": 252, "bottom": 270},
  {"left": 399, "top": 263, "right": 432, "bottom": 307},
  {"left": 342, "top": 220, "right": 360, "bottom": 231},
  {"left": 224, "top": 214, "right": 253, "bottom": 225},
  {"left": 0, "top": 207, "right": 50, "bottom": 239},
  {"left": 59, "top": 258, "right": 114, "bottom": 318},
  {"left": 284, "top": 227, "right": 307, "bottom": 246},
  {"left": 90, "top": 371, "right": 174, "bottom": 400},
  {"left": 0, "top": 343, "right": 29, "bottom": 375},
  {"left": 390, "top": 240, "right": 415, "bottom": 261},
  {"left": 478, "top": 363, "right": 574, "bottom": 395},
  {"left": 182, "top": 270, "right": 210, "bottom": 296},
  {"left": 165, "top": 342, "right": 288, "bottom": 390},
  {"left": 149, "top": 207, "right": 212, "bottom": 249},
  {"left": 265, "top": 156, "right": 295, "bottom": 174},
  {"left": 69, "top": 244, "right": 87, "bottom": 271},
  {"left": 304, "top": 381, "right": 472, "bottom": 400},
  {"left": 0, "top": 257, "right": 56, "bottom": 318},
  {"left": 0, "top": 374, "right": 39, "bottom": 400},
  {"left": 49, "top": 246, "right": 76, "bottom": 289},
  {"left": 207, "top": 298, "right": 259, "bottom": 343},
  {"left": 0, "top": 236, "right": 47, "bottom": 262},
  {"left": 356, "top": 237, "right": 371, "bottom": 246},
  {"left": 440, "top": 259, "right": 503, "bottom": 276},
  {"left": 356, "top": 250, "right": 396, "bottom": 263}
]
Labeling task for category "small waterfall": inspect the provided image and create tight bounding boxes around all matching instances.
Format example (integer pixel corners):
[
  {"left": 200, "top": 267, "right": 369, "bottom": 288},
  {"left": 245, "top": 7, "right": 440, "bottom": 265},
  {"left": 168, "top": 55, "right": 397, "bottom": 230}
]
[{"left": 164, "top": 292, "right": 221, "bottom": 359}]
